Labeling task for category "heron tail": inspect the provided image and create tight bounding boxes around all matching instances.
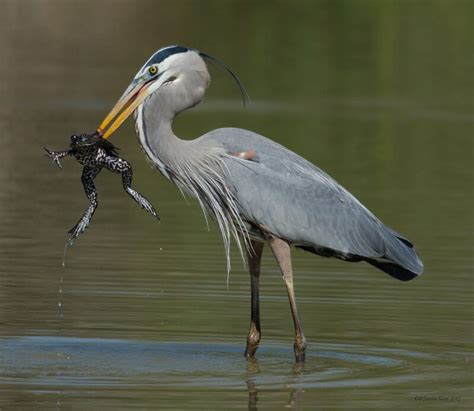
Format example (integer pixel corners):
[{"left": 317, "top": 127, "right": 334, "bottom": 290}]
[{"left": 366, "top": 226, "right": 424, "bottom": 281}]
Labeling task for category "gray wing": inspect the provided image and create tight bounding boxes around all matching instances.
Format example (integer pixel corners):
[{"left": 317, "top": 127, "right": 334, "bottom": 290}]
[{"left": 200, "top": 128, "right": 423, "bottom": 277}]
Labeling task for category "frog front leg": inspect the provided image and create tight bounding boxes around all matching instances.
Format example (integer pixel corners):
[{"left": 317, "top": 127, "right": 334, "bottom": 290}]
[
  {"left": 44, "top": 147, "right": 71, "bottom": 169},
  {"left": 67, "top": 166, "right": 101, "bottom": 245},
  {"left": 102, "top": 155, "right": 160, "bottom": 220}
]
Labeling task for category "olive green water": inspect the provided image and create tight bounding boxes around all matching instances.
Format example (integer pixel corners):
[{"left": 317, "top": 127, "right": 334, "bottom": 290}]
[{"left": 0, "top": 1, "right": 472, "bottom": 409}]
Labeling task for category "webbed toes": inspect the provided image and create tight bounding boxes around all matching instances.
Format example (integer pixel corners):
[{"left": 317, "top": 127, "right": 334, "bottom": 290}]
[
  {"left": 67, "top": 213, "right": 92, "bottom": 245},
  {"left": 44, "top": 147, "right": 63, "bottom": 169},
  {"left": 139, "top": 198, "right": 160, "bottom": 220},
  {"left": 126, "top": 188, "right": 160, "bottom": 221}
]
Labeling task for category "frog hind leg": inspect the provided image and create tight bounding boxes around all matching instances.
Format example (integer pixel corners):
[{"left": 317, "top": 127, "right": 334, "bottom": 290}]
[
  {"left": 103, "top": 154, "right": 160, "bottom": 220},
  {"left": 67, "top": 165, "right": 101, "bottom": 246}
]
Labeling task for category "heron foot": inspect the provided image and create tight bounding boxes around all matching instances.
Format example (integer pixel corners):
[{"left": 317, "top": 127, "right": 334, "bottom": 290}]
[
  {"left": 244, "top": 344, "right": 259, "bottom": 359},
  {"left": 244, "top": 330, "right": 261, "bottom": 358},
  {"left": 244, "top": 321, "right": 261, "bottom": 358},
  {"left": 293, "top": 339, "right": 307, "bottom": 363},
  {"left": 294, "top": 350, "right": 306, "bottom": 363}
]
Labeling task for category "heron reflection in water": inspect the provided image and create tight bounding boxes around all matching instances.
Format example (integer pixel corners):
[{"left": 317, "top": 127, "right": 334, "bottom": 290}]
[{"left": 96, "top": 45, "right": 423, "bottom": 362}]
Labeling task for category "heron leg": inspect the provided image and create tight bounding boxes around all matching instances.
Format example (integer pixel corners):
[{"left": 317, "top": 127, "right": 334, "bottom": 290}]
[
  {"left": 244, "top": 240, "right": 264, "bottom": 359},
  {"left": 67, "top": 166, "right": 101, "bottom": 245},
  {"left": 103, "top": 155, "right": 160, "bottom": 220},
  {"left": 267, "top": 236, "right": 307, "bottom": 363}
]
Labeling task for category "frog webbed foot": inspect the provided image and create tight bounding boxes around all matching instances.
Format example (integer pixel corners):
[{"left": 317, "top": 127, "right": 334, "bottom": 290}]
[
  {"left": 125, "top": 187, "right": 160, "bottom": 220},
  {"left": 44, "top": 147, "right": 70, "bottom": 169},
  {"left": 67, "top": 206, "right": 96, "bottom": 246}
]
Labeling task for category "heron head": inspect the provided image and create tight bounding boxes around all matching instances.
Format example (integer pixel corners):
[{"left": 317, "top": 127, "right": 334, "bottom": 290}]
[{"left": 97, "top": 45, "right": 249, "bottom": 139}]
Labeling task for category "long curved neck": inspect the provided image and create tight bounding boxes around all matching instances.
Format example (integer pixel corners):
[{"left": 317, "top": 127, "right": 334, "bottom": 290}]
[
  {"left": 133, "top": 68, "right": 249, "bottom": 272},
  {"left": 137, "top": 94, "right": 180, "bottom": 170},
  {"left": 134, "top": 69, "right": 211, "bottom": 177}
]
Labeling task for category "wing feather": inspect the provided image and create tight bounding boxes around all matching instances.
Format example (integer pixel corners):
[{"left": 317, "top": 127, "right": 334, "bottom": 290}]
[{"left": 199, "top": 128, "right": 423, "bottom": 277}]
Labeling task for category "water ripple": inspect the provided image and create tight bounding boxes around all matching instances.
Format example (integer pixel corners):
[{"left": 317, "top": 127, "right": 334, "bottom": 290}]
[{"left": 0, "top": 336, "right": 463, "bottom": 392}]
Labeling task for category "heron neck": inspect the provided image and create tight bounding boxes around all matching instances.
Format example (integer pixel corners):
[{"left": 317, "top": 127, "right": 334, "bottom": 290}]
[
  {"left": 135, "top": 103, "right": 177, "bottom": 169},
  {"left": 134, "top": 70, "right": 215, "bottom": 178},
  {"left": 136, "top": 95, "right": 213, "bottom": 183}
]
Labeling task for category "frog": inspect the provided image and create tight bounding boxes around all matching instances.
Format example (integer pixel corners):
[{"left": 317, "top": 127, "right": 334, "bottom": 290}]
[{"left": 45, "top": 131, "right": 159, "bottom": 246}]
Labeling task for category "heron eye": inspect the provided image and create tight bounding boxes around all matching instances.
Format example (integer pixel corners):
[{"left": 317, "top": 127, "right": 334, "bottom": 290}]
[{"left": 148, "top": 66, "right": 158, "bottom": 75}]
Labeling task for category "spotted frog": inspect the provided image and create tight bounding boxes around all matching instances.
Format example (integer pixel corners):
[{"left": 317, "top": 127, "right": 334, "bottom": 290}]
[{"left": 45, "top": 132, "right": 159, "bottom": 246}]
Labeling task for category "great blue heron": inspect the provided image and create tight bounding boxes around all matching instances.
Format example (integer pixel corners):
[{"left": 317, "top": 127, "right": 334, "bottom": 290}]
[{"left": 96, "top": 45, "right": 423, "bottom": 362}]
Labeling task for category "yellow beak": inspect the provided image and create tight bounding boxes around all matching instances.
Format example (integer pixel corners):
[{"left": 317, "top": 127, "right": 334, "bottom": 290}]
[{"left": 97, "top": 80, "right": 153, "bottom": 139}]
